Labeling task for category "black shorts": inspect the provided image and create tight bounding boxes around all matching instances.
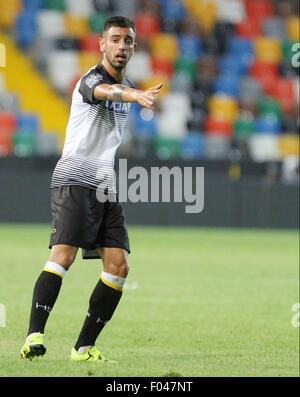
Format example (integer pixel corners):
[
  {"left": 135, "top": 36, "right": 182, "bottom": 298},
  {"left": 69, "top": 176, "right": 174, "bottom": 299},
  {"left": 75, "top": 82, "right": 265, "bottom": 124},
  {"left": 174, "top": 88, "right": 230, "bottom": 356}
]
[{"left": 49, "top": 186, "right": 130, "bottom": 258}]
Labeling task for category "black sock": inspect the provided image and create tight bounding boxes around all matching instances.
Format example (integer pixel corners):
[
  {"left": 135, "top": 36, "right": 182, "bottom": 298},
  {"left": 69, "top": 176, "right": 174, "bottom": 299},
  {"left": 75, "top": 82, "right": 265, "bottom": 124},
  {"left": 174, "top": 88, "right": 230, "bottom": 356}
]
[
  {"left": 74, "top": 279, "right": 122, "bottom": 350},
  {"left": 27, "top": 271, "right": 62, "bottom": 336}
]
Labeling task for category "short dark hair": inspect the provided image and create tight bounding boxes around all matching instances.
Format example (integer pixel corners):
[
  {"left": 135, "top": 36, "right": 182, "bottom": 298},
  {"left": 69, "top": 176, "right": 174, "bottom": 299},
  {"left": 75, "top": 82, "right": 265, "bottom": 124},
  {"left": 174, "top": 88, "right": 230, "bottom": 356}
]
[{"left": 103, "top": 16, "right": 136, "bottom": 34}]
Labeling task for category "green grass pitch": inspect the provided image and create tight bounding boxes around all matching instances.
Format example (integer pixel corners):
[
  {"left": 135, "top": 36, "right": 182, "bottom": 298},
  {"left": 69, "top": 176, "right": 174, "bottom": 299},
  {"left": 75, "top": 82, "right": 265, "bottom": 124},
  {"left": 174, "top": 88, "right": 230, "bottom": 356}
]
[{"left": 0, "top": 224, "right": 298, "bottom": 377}]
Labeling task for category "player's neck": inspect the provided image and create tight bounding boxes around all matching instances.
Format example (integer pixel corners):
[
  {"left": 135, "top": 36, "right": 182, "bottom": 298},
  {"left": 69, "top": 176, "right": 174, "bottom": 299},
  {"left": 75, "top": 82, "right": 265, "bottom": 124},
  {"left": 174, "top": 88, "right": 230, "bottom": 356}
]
[{"left": 102, "top": 59, "right": 125, "bottom": 83}]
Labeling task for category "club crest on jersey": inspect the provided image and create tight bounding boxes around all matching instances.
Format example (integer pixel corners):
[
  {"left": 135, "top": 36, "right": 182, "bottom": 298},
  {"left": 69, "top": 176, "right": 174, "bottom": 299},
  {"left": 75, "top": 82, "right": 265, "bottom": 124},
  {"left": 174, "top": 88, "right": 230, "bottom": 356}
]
[
  {"left": 105, "top": 100, "right": 131, "bottom": 114},
  {"left": 85, "top": 73, "right": 103, "bottom": 88}
]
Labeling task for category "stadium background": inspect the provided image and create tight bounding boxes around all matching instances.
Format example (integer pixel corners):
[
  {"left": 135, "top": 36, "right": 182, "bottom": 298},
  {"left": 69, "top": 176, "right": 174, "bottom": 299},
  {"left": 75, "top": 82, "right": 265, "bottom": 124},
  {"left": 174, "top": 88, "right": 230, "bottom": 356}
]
[
  {"left": 0, "top": 0, "right": 299, "bottom": 227},
  {"left": 0, "top": 0, "right": 299, "bottom": 378}
]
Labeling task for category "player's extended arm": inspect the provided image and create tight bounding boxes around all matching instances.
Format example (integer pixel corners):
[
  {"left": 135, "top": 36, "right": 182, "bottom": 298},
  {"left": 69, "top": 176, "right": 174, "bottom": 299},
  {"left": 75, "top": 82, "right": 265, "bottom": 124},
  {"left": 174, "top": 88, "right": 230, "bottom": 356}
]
[{"left": 93, "top": 83, "right": 163, "bottom": 109}]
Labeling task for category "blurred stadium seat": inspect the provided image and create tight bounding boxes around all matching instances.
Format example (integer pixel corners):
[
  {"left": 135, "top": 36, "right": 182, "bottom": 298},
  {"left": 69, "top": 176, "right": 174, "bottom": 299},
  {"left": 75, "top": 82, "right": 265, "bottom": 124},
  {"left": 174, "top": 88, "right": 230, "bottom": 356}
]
[
  {"left": 0, "top": 110, "right": 16, "bottom": 156},
  {"left": 255, "top": 115, "right": 281, "bottom": 134},
  {"left": 282, "top": 38, "right": 298, "bottom": 63},
  {"left": 23, "top": 0, "right": 44, "bottom": 12},
  {"left": 157, "top": 92, "right": 192, "bottom": 138},
  {"left": 64, "top": 15, "right": 90, "bottom": 38},
  {"left": 244, "top": 0, "right": 274, "bottom": 21},
  {"left": 130, "top": 103, "right": 158, "bottom": 139},
  {"left": 78, "top": 51, "right": 101, "bottom": 74},
  {"left": 178, "top": 33, "right": 203, "bottom": 59},
  {"left": 0, "top": 92, "right": 20, "bottom": 112},
  {"left": 186, "top": 0, "right": 217, "bottom": 33},
  {"left": 15, "top": 12, "right": 37, "bottom": 48},
  {"left": 218, "top": 54, "right": 248, "bottom": 78},
  {"left": 286, "top": 15, "right": 300, "bottom": 41},
  {"left": 233, "top": 116, "right": 255, "bottom": 140},
  {"left": 258, "top": 96, "right": 282, "bottom": 118},
  {"left": 215, "top": 0, "right": 246, "bottom": 23},
  {"left": 0, "top": 0, "right": 21, "bottom": 29},
  {"left": 263, "top": 16, "right": 286, "bottom": 40},
  {"left": 149, "top": 33, "right": 179, "bottom": 61},
  {"left": 79, "top": 33, "right": 100, "bottom": 53},
  {"left": 47, "top": 50, "right": 79, "bottom": 93},
  {"left": 248, "top": 134, "right": 280, "bottom": 162},
  {"left": 13, "top": 130, "right": 37, "bottom": 157},
  {"left": 277, "top": 134, "right": 300, "bottom": 159},
  {"left": 139, "top": 74, "right": 169, "bottom": 96},
  {"left": 170, "top": 72, "right": 193, "bottom": 94},
  {"left": 208, "top": 94, "right": 239, "bottom": 123},
  {"left": 236, "top": 17, "right": 262, "bottom": 38},
  {"left": 204, "top": 116, "right": 232, "bottom": 137},
  {"left": 154, "top": 136, "right": 180, "bottom": 160},
  {"left": 0, "top": 72, "right": 5, "bottom": 92},
  {"left": 180, "top": 131, "right": 205, "bottom": 159},
  {"left": 37, "top": 10, "right": 66, "bottom": 39},
  {"left": 160, "top": 0, "right": 187, "bottom": 22},
  {"left": 111, "top": 0, "right": 137, "bottom": 18},
  {"left": 135, "top": 12, "right": 160, "bottom": 39},
  {"left": 239, "top": 76, "right": 262, "bottom": 101},
  {"left": 0, "top": 111, "right": 17, "bottom": 135},
  {"left": 65, "top": 0, "right": 95, "bottom": 17},
  {"left": 151, "top": 56, "right": 174, "bottom": 78},
  {"left": 250, "top": 59, "right": 280, "bottom": 94},
  {"left": 36, "top": 132, "right": 60, "bottom": 156},
  {"left": 0, "top": 131, "right": 13, "bottom": 155},
  {"left": 126, "top": 50, "right": 152, "bottom": 83},
  {"left": 88, "top": 12, "right": 109, "bottom": 32},
  {"left": 17, "top": 112, "right": 39, "bottom": 132},
  {"left": 43, "top": 0, "right": 65, "bottom": 10},
  {"left": 254, "top": 36, "right": 282, "bottom": 63},
  {"left": 204, "top": 134, "right": 231, "bottom": 160}
]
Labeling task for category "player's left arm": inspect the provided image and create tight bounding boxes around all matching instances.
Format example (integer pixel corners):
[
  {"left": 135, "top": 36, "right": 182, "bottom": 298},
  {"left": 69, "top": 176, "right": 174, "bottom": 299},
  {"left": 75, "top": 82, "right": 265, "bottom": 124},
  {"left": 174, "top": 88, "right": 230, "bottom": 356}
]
[{"left": 93, "top": 83, "right": 163, "bottom": 110}]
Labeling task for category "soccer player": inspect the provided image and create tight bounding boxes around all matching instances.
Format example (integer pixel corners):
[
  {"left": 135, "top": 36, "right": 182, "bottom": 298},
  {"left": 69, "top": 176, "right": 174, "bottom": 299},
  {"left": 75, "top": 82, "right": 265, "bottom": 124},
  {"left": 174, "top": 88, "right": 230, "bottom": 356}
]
[{"left": 20, "top": 16, "right": 162, "bottom": 362}]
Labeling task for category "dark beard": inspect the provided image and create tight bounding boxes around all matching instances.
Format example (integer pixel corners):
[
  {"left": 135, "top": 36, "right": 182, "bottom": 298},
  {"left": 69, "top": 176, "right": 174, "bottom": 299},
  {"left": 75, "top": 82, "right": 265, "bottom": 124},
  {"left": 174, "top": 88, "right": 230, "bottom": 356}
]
[{"left": 107, "top": 55, "right": 127, "bottom": 71}]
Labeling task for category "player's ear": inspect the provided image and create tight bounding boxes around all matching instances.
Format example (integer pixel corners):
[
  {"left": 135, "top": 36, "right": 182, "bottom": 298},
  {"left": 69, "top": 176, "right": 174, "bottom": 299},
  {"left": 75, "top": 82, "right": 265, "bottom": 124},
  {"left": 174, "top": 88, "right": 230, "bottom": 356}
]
[{"left": 99, "top": 35, "right": 105, "bottom": 53}]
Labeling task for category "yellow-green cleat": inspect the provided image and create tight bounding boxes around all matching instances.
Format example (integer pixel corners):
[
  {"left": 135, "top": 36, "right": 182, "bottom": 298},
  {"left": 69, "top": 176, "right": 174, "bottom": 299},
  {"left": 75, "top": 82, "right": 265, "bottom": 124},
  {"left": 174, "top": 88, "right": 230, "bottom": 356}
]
[
  {"left": 70, "top": 346, "right": 116, "bottom": 363},
  {"left": 20, "top": 333, "right": 46, "bottom": 360}
]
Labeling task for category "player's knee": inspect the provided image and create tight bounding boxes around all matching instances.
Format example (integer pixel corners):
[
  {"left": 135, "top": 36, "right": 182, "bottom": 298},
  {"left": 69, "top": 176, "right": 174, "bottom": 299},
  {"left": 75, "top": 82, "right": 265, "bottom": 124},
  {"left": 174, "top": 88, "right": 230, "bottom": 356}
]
[
  {"left": 105, "top": 258, "right": 129, "bottom": 278},
  {"left": 120, "top": 260, "right": 129, "bottom": 278},
  {"left": 115, "top": 260, "right": 129, "bottom": 278},
  {"left": 49, "top": 250, "right": 76, "bottom": 270}
]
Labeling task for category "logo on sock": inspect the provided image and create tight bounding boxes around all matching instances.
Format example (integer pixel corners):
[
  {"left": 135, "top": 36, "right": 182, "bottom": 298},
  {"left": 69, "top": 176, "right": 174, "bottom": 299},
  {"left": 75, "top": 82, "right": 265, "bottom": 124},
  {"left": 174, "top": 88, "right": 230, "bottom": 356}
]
[
  {"left": 86, "top": 312, "right": 107, "bottom": 324},
  {"left": 36, "top": 302, "right": 52, "bottom": 313},
  {"left": 96, "top": 317, "right": 107, "bottom": 324}
]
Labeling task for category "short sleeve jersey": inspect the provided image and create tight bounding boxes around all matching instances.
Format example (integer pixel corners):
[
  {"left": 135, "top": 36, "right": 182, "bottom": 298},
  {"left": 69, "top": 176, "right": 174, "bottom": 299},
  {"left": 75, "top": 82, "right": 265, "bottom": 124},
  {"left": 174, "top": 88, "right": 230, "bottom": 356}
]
[{"left": 50, "top": 63, "right": 134, "bottom": 192}]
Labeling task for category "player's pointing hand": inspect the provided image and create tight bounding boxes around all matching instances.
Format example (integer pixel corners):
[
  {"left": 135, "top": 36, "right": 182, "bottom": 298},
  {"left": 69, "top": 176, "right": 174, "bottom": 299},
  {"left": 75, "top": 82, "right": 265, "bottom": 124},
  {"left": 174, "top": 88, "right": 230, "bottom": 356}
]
[{"left": 137, "top": 83, "right": 163, "bottom": 110}]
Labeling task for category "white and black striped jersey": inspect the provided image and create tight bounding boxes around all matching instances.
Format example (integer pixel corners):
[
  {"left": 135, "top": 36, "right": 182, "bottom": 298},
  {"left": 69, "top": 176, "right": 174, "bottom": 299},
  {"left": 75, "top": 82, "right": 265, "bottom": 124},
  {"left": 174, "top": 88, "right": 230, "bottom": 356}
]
[{"left": 50, "top": 63, "right": 134, "bottom": 192}]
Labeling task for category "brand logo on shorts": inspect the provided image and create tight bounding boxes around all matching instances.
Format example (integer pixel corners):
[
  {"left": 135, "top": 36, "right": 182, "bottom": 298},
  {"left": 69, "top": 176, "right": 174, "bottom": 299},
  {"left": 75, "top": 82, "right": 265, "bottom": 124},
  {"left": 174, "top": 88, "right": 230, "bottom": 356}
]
[{"left": 51, "top": 228, "right": 56, "bottom": 234}]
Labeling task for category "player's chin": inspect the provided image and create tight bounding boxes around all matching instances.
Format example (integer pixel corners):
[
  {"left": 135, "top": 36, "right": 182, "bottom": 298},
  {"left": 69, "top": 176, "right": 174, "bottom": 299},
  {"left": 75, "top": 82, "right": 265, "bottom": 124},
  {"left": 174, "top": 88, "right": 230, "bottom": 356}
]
[{"left": 113, "top": 61, "right": 127, "bottom": 70}]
